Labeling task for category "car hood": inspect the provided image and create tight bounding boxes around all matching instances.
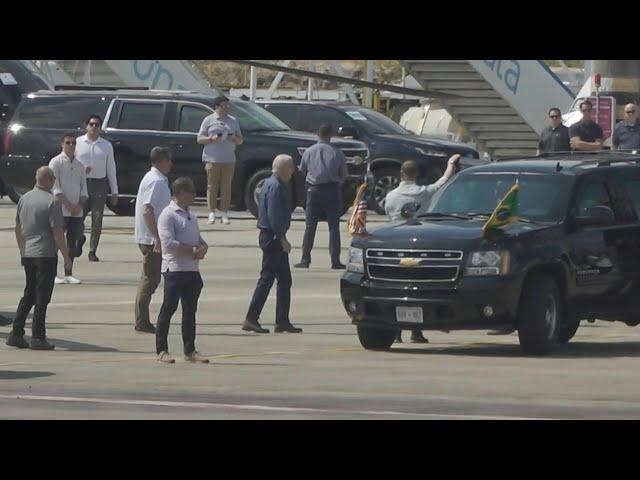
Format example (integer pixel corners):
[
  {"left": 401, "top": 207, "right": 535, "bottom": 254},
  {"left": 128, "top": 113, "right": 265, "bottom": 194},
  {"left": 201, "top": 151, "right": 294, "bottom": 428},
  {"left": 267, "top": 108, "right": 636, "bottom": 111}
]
[
  {"left": 377, "top": 134, "right": 477, "bottom": 154},
  {"left": 252, "top": 129, "right": 366, "bottom": 149},
  {"left": 357, "top": 218, "right": 555, "bottom": 251}
]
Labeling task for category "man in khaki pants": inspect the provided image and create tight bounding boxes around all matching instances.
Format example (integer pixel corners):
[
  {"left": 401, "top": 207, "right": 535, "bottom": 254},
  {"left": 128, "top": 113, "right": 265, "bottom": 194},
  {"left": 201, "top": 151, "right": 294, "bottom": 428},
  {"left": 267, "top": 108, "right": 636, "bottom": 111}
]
[
  {"left": 197, "top": 95, "right": 243, "bottom": 225},
  {"left": 133, "top": 146, "right": 173, "bottom": 333}
]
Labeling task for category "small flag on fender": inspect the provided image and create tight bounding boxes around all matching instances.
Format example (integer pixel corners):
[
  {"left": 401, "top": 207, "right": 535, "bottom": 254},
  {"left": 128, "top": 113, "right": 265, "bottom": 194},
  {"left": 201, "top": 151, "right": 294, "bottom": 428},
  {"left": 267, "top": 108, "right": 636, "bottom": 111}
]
[
  {"left": 482, "top": 181, "right": 519, "bottom": 237},
  {"left": 348, "top": 183, "right": 369, "bottom": 237}
]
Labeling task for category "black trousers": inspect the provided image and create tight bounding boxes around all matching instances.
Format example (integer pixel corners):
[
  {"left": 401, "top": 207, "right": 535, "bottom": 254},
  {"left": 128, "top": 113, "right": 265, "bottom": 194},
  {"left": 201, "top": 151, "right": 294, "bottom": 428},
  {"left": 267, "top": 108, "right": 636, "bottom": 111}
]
[
  {"left": 301, "top": 183, "right": 342, "bottom": 265},
  {"left": 13, "top": 257, "right": 57, "bottom": 339},
  {"left": 155, "top": 271, "right": 203, "bottom": 355},
  {"left": 246, "top": 230, "right": 292, "bottom": 326}
]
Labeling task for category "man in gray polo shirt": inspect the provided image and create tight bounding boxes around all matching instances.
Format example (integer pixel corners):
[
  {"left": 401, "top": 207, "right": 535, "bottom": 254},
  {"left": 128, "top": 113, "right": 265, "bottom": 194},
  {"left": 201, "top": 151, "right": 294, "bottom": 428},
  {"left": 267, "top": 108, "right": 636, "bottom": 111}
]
[
  {"left": 6, "top": 166, "right": 72, "bottom": 351},
  {"left": 613, "top": 103, "right": 640, "bottom": 151},
  {"left": 197, "top": 95, "right": 243, "bottom": 225}
]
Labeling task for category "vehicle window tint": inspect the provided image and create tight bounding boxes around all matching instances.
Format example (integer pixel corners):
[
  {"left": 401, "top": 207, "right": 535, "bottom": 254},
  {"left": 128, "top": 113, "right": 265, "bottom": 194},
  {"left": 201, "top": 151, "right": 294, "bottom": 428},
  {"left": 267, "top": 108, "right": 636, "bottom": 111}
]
[
  {"left": 118, "top": 102, "right": 164, "bottom": 130},
  {"left": 304, "top": 106, "right": 350, "bottom": 133},
  {"left": 13, "top": 96, "right": 110, "bottom": 129},
  {"left": 179, "top": 105, "right": 210, "bottom": 133},
  {"left": 575, "top": 181, "right": 612, "bottom": 216},
  {"left": 619, "top": 178, "right": 640, "bottom": 220},
  {"left": 263, "top": 104, "right": 300, "bottom": 129}
]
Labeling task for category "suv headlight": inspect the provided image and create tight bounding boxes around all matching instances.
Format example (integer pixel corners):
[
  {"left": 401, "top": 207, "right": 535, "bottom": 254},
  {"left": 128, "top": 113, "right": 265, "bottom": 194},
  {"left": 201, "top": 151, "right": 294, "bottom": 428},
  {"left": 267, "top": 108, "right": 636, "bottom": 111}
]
[
  {"left": 465, "top": 250, "right": 510, "bottom": 276},
  {"left": 415, "top": 147, "right": 447, "bottom": 157},
  {"left": 347, "top": 247, "right": 364, "bottom": 273}
]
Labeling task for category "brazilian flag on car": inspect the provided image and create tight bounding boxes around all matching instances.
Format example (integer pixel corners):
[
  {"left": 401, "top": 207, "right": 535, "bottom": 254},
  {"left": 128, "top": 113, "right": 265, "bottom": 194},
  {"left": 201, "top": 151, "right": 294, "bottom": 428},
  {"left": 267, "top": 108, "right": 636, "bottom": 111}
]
[{"left": 482, "top": 181, "right": 519, "bottom": 237}]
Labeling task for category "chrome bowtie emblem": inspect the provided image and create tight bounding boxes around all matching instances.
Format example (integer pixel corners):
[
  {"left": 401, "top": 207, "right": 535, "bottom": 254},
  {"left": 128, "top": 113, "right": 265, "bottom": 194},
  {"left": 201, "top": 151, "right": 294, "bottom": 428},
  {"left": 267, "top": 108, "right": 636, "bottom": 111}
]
[{"left": 399, "top": 258, "right": 420, "bottom": 268}]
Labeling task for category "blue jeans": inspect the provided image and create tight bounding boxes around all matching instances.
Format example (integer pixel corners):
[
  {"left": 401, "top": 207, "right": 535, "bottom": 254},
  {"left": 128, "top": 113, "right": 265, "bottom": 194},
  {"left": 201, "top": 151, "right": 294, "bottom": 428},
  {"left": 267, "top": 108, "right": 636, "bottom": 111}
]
[
  {"left": 301, "top": 183, "right": 342, "bottom": 265},
  {"left": 246, "top": 230, "right": 292, "bottom": 326},
  {"left": 155, "top": 271, "right": 203, "bottom": 355}
]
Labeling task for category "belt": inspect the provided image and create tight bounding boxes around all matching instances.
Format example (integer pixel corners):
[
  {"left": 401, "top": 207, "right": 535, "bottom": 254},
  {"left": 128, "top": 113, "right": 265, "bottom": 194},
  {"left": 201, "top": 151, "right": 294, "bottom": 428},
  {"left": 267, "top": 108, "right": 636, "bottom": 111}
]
[
  {"left": 87, "top": 177, "right": 107, "bottom": 181},
  {"left": 306, "top": 182, "right": 339, "bottom": 188}
]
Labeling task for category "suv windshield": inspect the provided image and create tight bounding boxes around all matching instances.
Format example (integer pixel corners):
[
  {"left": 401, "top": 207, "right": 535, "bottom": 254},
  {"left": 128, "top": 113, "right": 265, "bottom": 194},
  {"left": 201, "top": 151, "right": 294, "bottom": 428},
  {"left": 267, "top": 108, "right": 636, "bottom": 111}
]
[
  {"left": 428, "top": 173, "right": 574, "bottom": 222},
  {"left": 229, "top": 100, "right": 290, "bottom": 133},
  {"left": 342, "top": 107, "right": 410, "bottom": 136}
]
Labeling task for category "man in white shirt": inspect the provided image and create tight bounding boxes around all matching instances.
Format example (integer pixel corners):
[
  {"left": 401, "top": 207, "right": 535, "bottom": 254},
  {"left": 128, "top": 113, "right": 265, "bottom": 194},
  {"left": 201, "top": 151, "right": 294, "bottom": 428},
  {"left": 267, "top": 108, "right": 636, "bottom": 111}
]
[
  {"left": 75, "top": 115, "right": 118, "bottom": 262},
  {"left": 384, "top": 155, "right": 460, "bottom": 343},
  {"left": 133, "top": 146, "right": 173, "bottom": 334},
  {"left": 49, "top": 132, "right": 88, "bottom": 285}
]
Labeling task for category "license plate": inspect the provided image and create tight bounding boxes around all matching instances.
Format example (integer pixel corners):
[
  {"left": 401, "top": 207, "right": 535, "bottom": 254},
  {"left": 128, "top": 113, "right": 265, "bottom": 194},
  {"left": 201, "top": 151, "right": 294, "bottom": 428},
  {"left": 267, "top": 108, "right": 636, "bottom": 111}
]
[{"left": 395, "top": 306, "right": 423, "bottom": 324}]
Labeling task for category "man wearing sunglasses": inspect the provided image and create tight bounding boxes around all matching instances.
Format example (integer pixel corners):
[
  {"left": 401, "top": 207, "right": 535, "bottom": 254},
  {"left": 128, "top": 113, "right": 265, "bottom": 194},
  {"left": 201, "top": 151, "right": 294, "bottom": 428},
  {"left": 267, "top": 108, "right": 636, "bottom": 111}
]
[
  {"left": 537, "top": 107, "right": 570, "bottom": 155},
  {"left": 49, "top": 132, "right": 88, "bottom": 285},
  {"left": 612, "top": 103, "right": 640, "bottom": 151},
  {"left": 75, "top": 115, "right": 118, "bottom": 262},
  {"left": 569, "top": 100, "right": 603, "bottom": 151}
]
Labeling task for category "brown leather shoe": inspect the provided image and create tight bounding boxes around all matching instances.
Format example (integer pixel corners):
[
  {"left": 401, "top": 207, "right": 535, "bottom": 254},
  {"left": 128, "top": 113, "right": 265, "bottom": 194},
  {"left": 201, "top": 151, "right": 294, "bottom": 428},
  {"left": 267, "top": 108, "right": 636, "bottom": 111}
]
[{"left": 242, "top": 319, "right": 269, "bottom": 334}]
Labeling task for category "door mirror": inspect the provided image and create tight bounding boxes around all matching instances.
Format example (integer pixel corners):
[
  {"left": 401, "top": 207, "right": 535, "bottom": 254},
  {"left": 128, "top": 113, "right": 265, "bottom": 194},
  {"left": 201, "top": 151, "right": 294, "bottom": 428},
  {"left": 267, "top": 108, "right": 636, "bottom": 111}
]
[
  {"left": 401, "top": 202, "right": 421, "bottom": 219},
  {"left": 575, "top": 205, "right": 615, "bottom": 227},
  {"left": 337, "top": 125, "right": 358, "bottom": 138}
]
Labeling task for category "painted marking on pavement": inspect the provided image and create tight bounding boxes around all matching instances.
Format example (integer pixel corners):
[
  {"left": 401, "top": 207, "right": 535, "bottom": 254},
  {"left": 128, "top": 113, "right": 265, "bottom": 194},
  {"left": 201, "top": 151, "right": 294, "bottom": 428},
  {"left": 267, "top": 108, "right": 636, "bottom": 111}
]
[{"left": 0, "top": 393, "right": 553, "bottom": 420}]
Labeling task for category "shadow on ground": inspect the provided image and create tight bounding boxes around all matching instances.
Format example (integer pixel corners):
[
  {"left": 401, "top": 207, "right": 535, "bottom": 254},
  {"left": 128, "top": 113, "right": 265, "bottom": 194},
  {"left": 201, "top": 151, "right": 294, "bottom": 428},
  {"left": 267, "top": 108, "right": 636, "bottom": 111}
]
[
  {"left": 0, "top": 332, "right": 123, "bottom": 353},
  {"left": 0, "top": 371, "right": 55, "bottom": 380},
  {"left": 389, "top": 340, "right": 640, "bottom": 358}
]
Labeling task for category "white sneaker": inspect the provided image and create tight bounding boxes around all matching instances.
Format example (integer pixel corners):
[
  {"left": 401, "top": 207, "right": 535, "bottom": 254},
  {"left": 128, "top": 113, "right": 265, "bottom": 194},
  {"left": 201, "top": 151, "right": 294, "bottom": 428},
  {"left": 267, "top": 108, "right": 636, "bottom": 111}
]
[
  {"left": 54, "top": 276, "right": 66, "bottom": 284},
  {"left": 157, "top": 351, "right": 175, "bottom": 364},
  {"left": 208, "top": 212, "right": 216, "bottom": 224},
  {"left": 184, "top": 351, "right": 210, "bottom": 363},
  {"left": 221, "top": 213, "right": 230, "bottom": 225},
  {"left": 65, "top": 276, "right": 82, "bottom": 285}
]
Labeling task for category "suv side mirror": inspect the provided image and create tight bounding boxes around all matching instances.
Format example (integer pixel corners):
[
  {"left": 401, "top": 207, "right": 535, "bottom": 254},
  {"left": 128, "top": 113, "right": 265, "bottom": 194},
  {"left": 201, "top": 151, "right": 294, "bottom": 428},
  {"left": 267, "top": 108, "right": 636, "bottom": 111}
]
[
  {"left": 575, "top": 205, "right": 615, "bottom": 227},
  {"left": 401, "top": 202, "right": 421, "bottom": 219},
  {"left": 337, "top": 126, "right": 358, "bottom": 138}
]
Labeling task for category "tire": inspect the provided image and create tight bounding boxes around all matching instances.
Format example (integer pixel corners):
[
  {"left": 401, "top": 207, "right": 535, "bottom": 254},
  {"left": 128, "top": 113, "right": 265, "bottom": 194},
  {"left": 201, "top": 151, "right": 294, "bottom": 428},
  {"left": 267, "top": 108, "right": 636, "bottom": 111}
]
[
  {"left": 517, "top": 274, "right": 562, "bottom": 356},
  {"left": 557, "top": 314, "right": 580, "bottom": 344},
  {"left": 106, "top": 197, "right": 135, "bottom": 216},
  {"left": 369, "top": 166, "right": 400, "bottom": 215},
  {"left": 6, "top": 185, "right": 29, "bottom": 204},
  {"left": 357, "top": 325, "right": 396, "bottom": 351}
]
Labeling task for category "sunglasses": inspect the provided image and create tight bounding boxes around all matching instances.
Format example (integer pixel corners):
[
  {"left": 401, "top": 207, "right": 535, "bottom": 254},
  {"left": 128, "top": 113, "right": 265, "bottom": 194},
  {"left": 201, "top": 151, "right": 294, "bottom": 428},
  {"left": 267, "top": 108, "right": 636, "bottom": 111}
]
[
  {"left": 88, "top": 122, "right": 101, "bottom": 127},
  {"left": 626, "top": 110, "right": 637, "bottom": 114},
  {"left": 64, "top": 141, "right": 76, "bottom": 145},
  {"left": 549, "top": 115, "right": 560, "bottom": 119}
]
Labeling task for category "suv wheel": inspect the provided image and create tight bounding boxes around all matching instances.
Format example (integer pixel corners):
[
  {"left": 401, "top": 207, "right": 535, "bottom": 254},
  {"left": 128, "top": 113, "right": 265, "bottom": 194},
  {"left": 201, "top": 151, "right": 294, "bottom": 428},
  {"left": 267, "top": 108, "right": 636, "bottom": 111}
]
[
  {"left": 6, "top": 185, "right": 29, "bottom": 204},
  {"left": 517, "top": 275, "right": 562, "bottom": 355},
  {"left": 357, "top": 326, "right": 396, "bottom": 351},
  {"left": 369, "top": 167, "right": 400, "bottom": 215},
  {"left": 106, "top": 197, "right": 136, "bottom": 217}
]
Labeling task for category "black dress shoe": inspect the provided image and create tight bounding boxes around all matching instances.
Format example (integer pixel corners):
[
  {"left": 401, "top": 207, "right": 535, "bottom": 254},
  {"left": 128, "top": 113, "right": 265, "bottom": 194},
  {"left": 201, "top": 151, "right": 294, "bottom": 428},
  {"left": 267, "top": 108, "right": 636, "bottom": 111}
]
[
  {"left": 6, "top": 334, "right": 29, "bottom": 349},
  {"left": 135, "top": 323, "right": 156, "bottom": 334},
  {"left": 242, "top": 319, "right": 270, "bottom": 333},
  {"left": 88, "top": 252, "right": 100, "bottom": 262},
  {"left": 331, "top": 263, "right": 346, "bottom": 270},
  {"left": 275, "top": 323, "right": 303, "bottom": 333},
  {"left": 30, "top": 337, "right": 55, "bottom": 350},
  {"left": 294, "top": 261, "right": 310, "bottom": 269}
]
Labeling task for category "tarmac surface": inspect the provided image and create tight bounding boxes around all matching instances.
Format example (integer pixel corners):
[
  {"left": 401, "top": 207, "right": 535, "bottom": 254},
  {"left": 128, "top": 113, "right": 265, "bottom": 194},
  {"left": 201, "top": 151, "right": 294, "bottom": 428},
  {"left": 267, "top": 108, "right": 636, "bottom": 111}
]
[{"left": 1, "top": 198, "right": 640, "bottom": 419}]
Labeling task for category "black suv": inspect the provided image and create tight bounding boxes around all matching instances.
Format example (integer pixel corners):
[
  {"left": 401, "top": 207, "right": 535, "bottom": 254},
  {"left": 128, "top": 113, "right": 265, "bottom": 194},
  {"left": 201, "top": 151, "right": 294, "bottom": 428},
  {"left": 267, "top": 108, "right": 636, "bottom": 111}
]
[
  {"left": 259, "top": 100, "right": 478, "bottom": 214},
  {"left": 0, "top": 90, "right": 369, "bottom": 216},
  {"left": 340, "top": 152, "right": 640, "bottom": 355},
  {"left": 0, "top": 60, "right": 52, "bottom": 198}
]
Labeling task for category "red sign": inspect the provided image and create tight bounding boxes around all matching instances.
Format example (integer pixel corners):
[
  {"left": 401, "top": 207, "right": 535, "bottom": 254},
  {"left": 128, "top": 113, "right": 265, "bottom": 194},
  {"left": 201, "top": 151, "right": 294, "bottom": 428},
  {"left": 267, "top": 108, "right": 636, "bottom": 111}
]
[{"left": 586, "top": 96, "right": 614, "bottom": 141}]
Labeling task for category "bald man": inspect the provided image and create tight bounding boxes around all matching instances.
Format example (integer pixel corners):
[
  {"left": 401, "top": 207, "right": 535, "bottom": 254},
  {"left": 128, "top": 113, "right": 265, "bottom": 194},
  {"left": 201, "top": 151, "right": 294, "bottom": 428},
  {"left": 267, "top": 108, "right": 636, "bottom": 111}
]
[
  {"left": 6, "top": 167, "right": 72, "bottom": 351},
  {"left": 613, "top": 103, "right": 640, "bottom": 151},
  {"left": 243, "top": 154, "right": 302, "bottom": 334}
]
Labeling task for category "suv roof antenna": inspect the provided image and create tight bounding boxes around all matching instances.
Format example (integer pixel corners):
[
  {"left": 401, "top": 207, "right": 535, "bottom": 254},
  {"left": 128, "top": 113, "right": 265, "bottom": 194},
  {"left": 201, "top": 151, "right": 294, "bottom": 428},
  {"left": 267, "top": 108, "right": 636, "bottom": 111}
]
[{"left": 555, "top": 161, "right": 563, "bottom": 172}]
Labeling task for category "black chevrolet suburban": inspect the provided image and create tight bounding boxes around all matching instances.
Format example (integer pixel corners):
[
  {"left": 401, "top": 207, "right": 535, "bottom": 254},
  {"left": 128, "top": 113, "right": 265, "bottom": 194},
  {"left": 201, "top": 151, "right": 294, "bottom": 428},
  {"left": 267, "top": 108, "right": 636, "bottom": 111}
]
[
  {"left": 259, "top": 100, "right": 478, "bottom": 214},
  {"left": 0, "top": 90, "right": 369, "bottom": 216},
  {"left": 341, "top": 152, "right": 640, "bottom": 355}
]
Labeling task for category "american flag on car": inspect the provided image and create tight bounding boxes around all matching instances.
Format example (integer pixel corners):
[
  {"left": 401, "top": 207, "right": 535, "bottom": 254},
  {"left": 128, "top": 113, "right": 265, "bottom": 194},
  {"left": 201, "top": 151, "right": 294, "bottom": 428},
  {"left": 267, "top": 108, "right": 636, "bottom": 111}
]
[{"left": 348, "top": 183, "right": 369, "bottom": 237}]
